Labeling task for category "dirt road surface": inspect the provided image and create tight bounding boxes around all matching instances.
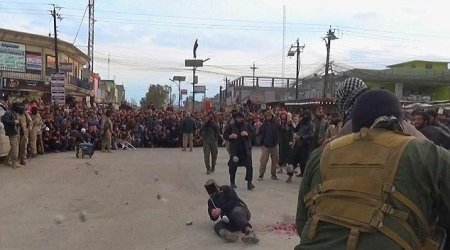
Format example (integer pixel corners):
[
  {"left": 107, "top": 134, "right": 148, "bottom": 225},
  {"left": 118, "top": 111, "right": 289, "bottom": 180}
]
[{"left": 0, "top": 148, "right": 300, "bottom": 250}]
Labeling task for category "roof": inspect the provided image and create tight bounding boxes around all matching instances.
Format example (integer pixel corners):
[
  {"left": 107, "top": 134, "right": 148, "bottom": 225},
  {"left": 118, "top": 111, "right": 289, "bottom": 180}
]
[
  {"left": 0, "top": 27, "right": 89, "bottom": 62},
  {"left": 387, "top": 60, "right": 449, "bottom": 68}
]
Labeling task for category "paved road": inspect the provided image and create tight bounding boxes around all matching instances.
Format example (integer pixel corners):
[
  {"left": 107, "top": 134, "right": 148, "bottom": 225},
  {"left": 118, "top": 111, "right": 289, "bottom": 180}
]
[{"left": 0, "top": 148, "right": 300, "bottom": 250}]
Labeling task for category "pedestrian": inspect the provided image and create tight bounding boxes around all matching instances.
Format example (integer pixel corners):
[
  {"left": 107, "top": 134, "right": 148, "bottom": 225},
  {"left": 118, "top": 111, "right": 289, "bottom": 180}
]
[
  {"left": 257, "top": 110, "right": 280, "bottom": 181},
  {"left": 17, "top": 101, "right": 32, "bottom": 165},
  {"left": 310, "top": 106, "right": 329, "bottom": 151},
  {"left": 201, "top": 112, "right": 220, "bottom": 175},
  {"left": 1, "top": 102, "right": 23, "bottom": 168},
  {"left": 205, "top": 179, "right": 259, "bottom": 244},
  {"left": 295, "top": 90, "right": 450, "bottom": 250},
  {"left": 289, "top": 110, "right": 314, "bottom": 178},
  {"left": 181, "top": 112, "right": 196, "bottom": 152},
  {"left": 277, "top": 111, "right": 293, "bottom": 175},
  {"left": 223, "top": 111, "right": 256, "bottom": 190},
  {"left": 224, "top": 109, "right": 238, "bottom": 156},
  {"left": 425, "top": 109, "right": 450, "bottom": 135},
  {"left": 414, "top": 111, "right": 450, "bottom": 149},
  {"left": 101, "top": 110, "right": 113, "bottom": 153},
  {"left": 29, "top": 106, "right": 42, "bottom": 158}
]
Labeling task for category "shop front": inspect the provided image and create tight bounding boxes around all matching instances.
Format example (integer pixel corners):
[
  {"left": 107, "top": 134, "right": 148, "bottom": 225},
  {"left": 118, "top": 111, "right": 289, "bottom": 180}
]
[{"left": 1, "top": 76, "right": 50, "bottom": 103}]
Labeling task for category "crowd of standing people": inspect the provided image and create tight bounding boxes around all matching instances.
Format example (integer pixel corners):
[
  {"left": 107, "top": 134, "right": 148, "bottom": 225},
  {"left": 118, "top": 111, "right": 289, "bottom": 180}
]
[{"left": 1, "top": 92, "right": 448, "bottom": 176}]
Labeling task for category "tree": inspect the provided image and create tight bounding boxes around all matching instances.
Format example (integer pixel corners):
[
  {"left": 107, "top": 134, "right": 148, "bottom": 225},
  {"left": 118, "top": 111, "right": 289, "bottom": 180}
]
[{"left": 140, "top": 84, "right": 169, "bottom": 108}]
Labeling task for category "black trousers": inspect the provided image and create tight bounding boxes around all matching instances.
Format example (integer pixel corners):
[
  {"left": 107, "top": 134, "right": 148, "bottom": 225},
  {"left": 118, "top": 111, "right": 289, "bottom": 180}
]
[
  {"left": 213, "top": 207, "right": 251, "bottom": 234},
  {"left": 228, "top": 155, "right": 253, "bottom": 184},
  {"left": 288, "top": 143, "right": 310, "bottom": 177}
]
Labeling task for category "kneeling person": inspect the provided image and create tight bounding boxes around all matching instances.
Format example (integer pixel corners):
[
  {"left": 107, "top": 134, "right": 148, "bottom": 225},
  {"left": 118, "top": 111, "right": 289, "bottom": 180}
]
[{"left": 205, "top": 179, "right": 259, "bottom": 244}]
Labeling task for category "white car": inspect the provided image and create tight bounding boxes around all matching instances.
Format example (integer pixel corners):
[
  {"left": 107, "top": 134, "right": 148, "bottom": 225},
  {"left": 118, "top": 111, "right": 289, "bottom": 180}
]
[{"left": 0, "top": 104, "right": 11, "bottom": 157}]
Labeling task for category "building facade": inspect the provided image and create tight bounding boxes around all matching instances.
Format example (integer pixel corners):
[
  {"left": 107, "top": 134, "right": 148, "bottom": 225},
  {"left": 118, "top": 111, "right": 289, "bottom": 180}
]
[
  {"left": 0, "top": 28, "right": 90, "bottom": 104},
  {"left": 342, "top": 60, "right": 450, "bottom": 101},
  {"left": 116, "top": 84, "right": 126, "bottom": 104},
  {"left": 224, "top": 76, "right": 297, "bottom": 107},
  {"left": 99, "top": 80, "right": 119, "bottom": 103}
]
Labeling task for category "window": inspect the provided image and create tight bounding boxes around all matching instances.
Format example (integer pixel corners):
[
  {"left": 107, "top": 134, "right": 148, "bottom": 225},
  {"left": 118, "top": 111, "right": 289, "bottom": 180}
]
[{"left": 425, "top": 64, "right": 433, "bottom": 69}]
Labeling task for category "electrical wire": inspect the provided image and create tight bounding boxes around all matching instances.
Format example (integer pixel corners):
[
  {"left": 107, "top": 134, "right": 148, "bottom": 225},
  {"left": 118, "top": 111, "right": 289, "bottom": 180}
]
[{"left": 72, "top": 5, "right": 88, "bottom": 45}]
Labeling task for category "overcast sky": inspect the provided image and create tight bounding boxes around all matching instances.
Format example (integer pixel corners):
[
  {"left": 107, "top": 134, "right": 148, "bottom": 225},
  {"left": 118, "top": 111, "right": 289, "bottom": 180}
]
[{"left": 1, "top": 0, "right": 449, "bottom": 102}]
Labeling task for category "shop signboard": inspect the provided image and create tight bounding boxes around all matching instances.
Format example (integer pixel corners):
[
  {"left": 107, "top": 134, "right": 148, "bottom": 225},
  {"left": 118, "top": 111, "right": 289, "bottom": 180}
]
[
  {"left": 2, "top": 77, "right": 49, "bottom": 92},
  {"left": 59, "top": 63, "right": 73, "bottom": 73},
  {"left": 51, "top": 73, "right": 65, "bottom": 105},
  {"left": 0, "top": 41, "right": 26, "bottom": 72},
  {"left": 193, "top": 85, "right": 206, "bottom": 93},
  {"left": 25, "top": 52, "right": 42, "bottom": 72}
]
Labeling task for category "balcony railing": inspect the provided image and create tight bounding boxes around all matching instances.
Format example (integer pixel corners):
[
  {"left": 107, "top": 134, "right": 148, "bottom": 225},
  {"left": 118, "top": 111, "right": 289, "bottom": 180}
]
[
  {"left": 69, "top": 75, "right": 91, "bottom": 90},
  {"left": 0, "top": 67, "right": 47, "bottom": 81}
]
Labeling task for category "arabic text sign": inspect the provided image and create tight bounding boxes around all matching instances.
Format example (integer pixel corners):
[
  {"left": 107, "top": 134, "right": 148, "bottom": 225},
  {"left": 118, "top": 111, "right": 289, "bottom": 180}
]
[
  {"left": 51, "top": 73, "right": 66, "bottom": 105},
  {"left": 0, "top": 41, "right": 25, "bottom": 72}
]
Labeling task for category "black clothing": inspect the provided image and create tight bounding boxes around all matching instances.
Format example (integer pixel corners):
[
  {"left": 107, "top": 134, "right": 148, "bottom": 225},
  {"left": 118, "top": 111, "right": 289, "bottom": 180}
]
[
  {"left": 278, "top": 120, "right": 293, "bottom": 166},
  {"left": 208, "top": 186, "right": 251, "bottom": 233},
  {"left": 224, "top": 122, "right": 255, "bottom": 184},
  {"left": 224, "top": 122, "right": 255, "bottom": 158},
  {"left": 213, "top": 208, "right": 251, "bottom": 234},
  {"left": 228, "top": 156, "right": 253, "bottom": 184},
  {"left": 258, "top": 120, "right": 279, "bottom": 148},
  {"left": 1, "top": 109, "right": 18, "bottom": 136},
  {"left": 419, "top": 125, "right": 450, "bottom": 149},
  {"left": 181, "top": 117, "right": 196, "bottom": 134}
]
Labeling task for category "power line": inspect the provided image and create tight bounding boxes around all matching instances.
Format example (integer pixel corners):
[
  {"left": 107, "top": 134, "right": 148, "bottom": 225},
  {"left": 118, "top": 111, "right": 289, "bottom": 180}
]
[
  {"left": 72, "top": 5, "right": 88, "bottom": 45},
  {"left": 0, "top": 1, "right": 49, "bottom": 5}
]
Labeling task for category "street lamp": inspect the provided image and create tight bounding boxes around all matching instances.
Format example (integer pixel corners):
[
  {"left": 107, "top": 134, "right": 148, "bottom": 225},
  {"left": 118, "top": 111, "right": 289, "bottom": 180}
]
[
  {"left": 323, "top": 27, "right": 339, "bottom": 97},
  {"left": 170, "top": 76, "right": 186, "bottom": 108},
  {"left": 288, "top": 39, "right": 305, "bottom": 100}
]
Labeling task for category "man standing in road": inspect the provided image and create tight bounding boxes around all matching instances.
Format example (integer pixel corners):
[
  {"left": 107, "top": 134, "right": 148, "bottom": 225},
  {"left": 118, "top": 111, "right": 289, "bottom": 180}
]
[
  {"left": 224, "top": 109, "right": 238, "bottom": 156},
  {"left": 257, "top": 110, "right": 280, "bottom": 181},
  {"left": 101, "top": 110, "right": 113, "bottom": 153},
  {"left": 201, "top": 112, "right": 221, "bottom": 175},
  {"left": 290, "top": 110, "right": 314, "bottom": 178},
  {"left": 224, "top": 112, "right": 256, "bottom": 190},
  {"left": 181, "top": 112, "right": 196, "bottom": 152},
  {"left": 310, "top": 106, "right": 329, "bottom": 151},
  {"left": 29, "top": 106, "right": 42, "bottom": 158},
  {"left": 17, "top": 101, "right": 32, "bottom": 165},
  {"left": 1, "top": 102, "right": 23, "bottom": 168}
]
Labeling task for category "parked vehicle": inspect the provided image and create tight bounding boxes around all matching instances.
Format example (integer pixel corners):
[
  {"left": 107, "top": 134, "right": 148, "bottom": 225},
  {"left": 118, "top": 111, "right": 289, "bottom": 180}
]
[{"left": 0, "top": 103, "right": 11, "bottom": 157}]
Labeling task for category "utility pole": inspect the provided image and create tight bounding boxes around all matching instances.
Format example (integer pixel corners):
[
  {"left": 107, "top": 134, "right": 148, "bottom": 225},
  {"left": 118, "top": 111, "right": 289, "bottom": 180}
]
[
  {"left": 192, "top": 39, "right": 198, "bottom": 113},
  {"left": 288, "top": 39, "right": 305, "bottom": 100},
  {"left": 219, "top": 85, "right": 223, "bottom": 109},
  {"left": 170, "top": 76, "right": 185, "bottom": 108},
  {"left": 107, "top": 52, "right": 110, "bottom": 79},
  {"left": 50, "top": 5, "right": 62, "bottom": 72},
  {"left": 224, "top": 76, "right": 228, "bottom": 108},
  {"left": 88, "top": 0, "right": 95, "bottom": 74},
  {"left": 250, "top": 62, "right": 258, "bottom": 101},
  {"left": 323, "top": 26, "right": 338, "bottom": 97},
  {"left": 250, "top": 62, "right": 258, "bottom": 87},
  {"left": 282, "top": 5, "right": 286, "bottom": 78}
]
